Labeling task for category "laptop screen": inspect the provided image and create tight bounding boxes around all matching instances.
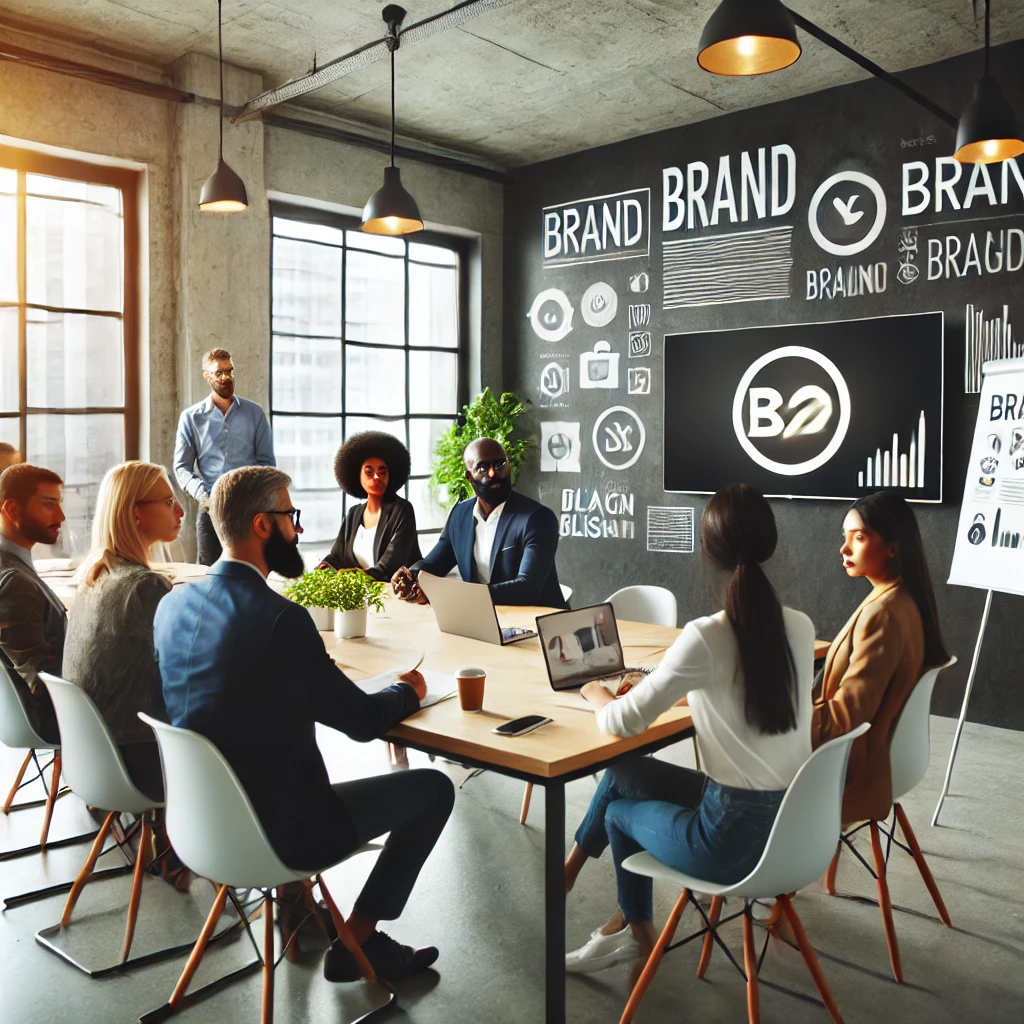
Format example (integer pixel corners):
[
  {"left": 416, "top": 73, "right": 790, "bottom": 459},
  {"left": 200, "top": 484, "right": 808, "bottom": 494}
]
[{"left": 536, "top": 603, "right": 625, "bottom": 691}]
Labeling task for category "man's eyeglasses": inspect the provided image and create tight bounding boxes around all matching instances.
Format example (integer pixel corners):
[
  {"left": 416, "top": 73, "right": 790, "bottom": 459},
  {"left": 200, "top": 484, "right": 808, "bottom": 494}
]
[
  {"left": 262, "top": 508, "right": 302, "bottom": 529},
  {"left": 469, "top": 459, "right": 508, "bottom": 478},
  {"left": 209, "top": 369, "right": 234, "bottom": 380}
]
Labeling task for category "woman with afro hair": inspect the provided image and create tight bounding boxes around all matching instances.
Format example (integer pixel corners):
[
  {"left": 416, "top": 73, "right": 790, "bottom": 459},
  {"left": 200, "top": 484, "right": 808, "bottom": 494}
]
[{"left": 317, "top": 431, "right": 422, "bottom": 581}]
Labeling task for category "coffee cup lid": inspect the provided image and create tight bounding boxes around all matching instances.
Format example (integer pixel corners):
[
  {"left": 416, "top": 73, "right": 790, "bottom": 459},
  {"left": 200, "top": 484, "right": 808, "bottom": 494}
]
[{"left": 455, "top": 666, "right": 486, "bottom": 677}]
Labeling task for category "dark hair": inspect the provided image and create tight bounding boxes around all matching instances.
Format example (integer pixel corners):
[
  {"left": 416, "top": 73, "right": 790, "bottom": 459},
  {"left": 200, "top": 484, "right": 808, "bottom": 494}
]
[
  {"left": 849, "top": 491, "right": 949, "bottom": 667},
  {"left": 333, "top": 432, "right": 411, "bottom": 499},
  {"left": 701, "top": 484, "right": 797, "bottom": 736},
  {"left": 0, "top": 463, "right": 63, "bottom": 507}
]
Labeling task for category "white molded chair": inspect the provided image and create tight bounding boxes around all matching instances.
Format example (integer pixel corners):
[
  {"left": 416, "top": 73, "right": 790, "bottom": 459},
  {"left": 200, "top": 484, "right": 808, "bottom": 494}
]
[
  {"left": 0, "top": 659, "right": 69, "bottom": 859},
  {"left": 618, "top": 722, "right": 871, "bottom": 1024},
  {"left": 607, "top": 585, "right": 677, "bottom": 628},
  {"left": 823, "top": 657, "right": 957, "bottom": 983},
  {"left": 139, "top": 713, "right": 392, "bottom": 1024},
  {"left": 39, "top": 673, "right": 169, "bottom": 969},
  {"left": 560, "top": 583, "right": 573, "bottom": 604}
]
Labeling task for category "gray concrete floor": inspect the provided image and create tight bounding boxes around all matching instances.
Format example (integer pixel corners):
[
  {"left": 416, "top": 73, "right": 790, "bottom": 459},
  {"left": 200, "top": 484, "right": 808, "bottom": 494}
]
[{"left": 2, "top": 716, "right": 1023, "bottom": 1024}]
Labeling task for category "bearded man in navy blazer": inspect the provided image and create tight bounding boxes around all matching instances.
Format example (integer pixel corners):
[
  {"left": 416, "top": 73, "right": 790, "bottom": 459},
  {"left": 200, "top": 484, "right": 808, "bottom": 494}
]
[
  {"left": 154, "top": 465, "right": 453, "bottom": 984},
  {"left": 391, "top": 438, "right": 566, "bottom": 608}
]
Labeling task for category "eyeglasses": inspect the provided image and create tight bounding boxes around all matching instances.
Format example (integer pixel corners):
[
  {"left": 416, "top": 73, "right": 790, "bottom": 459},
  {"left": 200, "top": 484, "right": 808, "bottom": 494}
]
[
  {"left": 469, "top": 459, "right": 508, "bottom": 478},
  {"left": 262, "top": 508, "right": 302, "bottom": 529},
  {"left": 209, "top": 369, "right": 234, "bottom": 379},
  {"left": 137, "top": 496, "right": 178, "bottom": 509}
]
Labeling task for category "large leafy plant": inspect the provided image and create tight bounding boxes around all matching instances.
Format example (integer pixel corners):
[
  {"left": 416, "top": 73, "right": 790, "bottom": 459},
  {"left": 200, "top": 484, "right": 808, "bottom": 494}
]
[
  {"left": 284, "top": 569, "right": 387, "bottom": 613},
  {"left": 430, "top": 387, "right": 534, "bottom": 509}
]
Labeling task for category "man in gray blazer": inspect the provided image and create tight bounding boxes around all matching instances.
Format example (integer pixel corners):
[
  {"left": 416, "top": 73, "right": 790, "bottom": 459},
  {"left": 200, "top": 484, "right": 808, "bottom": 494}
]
[{"left": 0, "top": 463, "right": 67, "bottom": 743}]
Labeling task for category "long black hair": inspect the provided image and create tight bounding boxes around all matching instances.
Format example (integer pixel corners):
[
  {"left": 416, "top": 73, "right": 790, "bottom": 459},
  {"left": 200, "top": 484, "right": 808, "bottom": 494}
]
[
  {"left": 701, "top": 483, "right": 797, "bottom": 736},
  {"left": 849, "top": 491, "right": 949, "bottom": 667}
]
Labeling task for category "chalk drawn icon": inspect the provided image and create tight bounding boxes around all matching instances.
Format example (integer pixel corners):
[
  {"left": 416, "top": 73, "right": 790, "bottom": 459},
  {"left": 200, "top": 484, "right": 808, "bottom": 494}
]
[
  {"left": 968, "top": 513, "right": 987, "bottom": 545},
  {"left": 540, "top": 361, "right": 569, "bottom": 401},
  {"left": 628, "top": 272, "right": 650, "bottom": 294},
  {"left": 731, "top": 345, "right": 852, "bottom": 477},
  {"left": 580, "top": 341, "right": 620, "bottom": 389},
  {"left": 593, "top": 406, "right": 646, "bottom": 471},
  {"left": 527, "top": 288, "right": 574, "bottom": 342},
  {"left": 540, "top": 422, "right": 581, "bottom": 473},
  {"left": 807, "top": 170, "right": 887, "bottom": 257},
  {"left": 897, "top": 227, "right": 919, "bottom": 285},
  {"left": 628, "top": 303, "right": 651, "bottom": 329},
  {"left": 581, "top": 282, "right": 618, "bottom": 327},
  {"left": 627, "top": 367, "right": 651, "bottom": 395},
  {"left": 646, "top": 506, "right": 695, "bottom": 554},
  {"left": 628, "top": 332, "right": 652, "bottom": 358}
]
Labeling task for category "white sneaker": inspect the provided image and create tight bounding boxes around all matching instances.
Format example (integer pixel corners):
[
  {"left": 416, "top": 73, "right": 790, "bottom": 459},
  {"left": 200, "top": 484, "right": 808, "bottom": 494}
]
[{"left": 565, "top": 925, "right": 641, "bottom": 974}]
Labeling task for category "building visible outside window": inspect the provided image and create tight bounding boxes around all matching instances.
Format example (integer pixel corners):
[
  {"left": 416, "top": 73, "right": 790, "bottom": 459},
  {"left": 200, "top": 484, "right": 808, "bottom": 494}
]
[
  {"left": 270, "top": 206, "right": 467, "bottom": 567},
  {"left": 0, "top": 146, "right": 139, "bottom": 556}
]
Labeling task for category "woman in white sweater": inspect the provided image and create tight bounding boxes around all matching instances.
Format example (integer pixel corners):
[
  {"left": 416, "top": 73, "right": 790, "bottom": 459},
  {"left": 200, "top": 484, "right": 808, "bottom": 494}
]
[{"left": 564, "top": 484, "right": 815, "bottom": 977}]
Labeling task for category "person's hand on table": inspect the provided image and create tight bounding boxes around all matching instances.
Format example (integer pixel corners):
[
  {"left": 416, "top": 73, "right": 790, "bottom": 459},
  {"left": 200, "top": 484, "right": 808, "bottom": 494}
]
[
  {"left": 672, "top": 695, "right": 689, "bottom": 708},
  {"left": 397, "top": 670, "right": 427, "bottom": 701},
  {"left": 580, "top": 680, "right": 616, "bottom": 709},
  {"left": 315, "top": 560, "right": 336, "bottom": 572}
]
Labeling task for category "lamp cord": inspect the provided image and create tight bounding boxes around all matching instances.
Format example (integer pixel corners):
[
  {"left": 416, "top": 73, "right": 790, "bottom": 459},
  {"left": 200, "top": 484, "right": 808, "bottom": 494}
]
[
  {"left": 217, "top": 0, "right": 225, "bottom": 158},
  {"left": 390, "top": 44, "right": 396, "bottom": 168},
  {"left": 984, "top": 0, "right": 990, "bottom": 79}
]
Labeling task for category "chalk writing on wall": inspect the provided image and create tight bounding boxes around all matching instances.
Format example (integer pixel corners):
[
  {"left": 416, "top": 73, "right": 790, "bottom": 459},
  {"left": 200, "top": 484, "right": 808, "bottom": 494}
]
[
  {"left": 646, "top": 506, "right": 695, "bottom": 553},
  {"left": 539, "top": 360, "right": 570, "bottom": 407},
  {"left": 628, "top": 367, "right": 651, "bottom": 395},
  {"left": 543, "top": 188, "right": 650, "bottom": 268},
  {"left": 560, "top": 487, "right": 636, "bottom": 539},
  {"left": 628, "top": 332, "right": 652, "bottom": 358}
]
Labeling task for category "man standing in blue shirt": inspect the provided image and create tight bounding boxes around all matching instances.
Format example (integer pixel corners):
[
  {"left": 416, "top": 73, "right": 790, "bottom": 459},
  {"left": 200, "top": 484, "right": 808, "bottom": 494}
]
[{"left": 173, "top": 348, "right": 276, "bottom": 564}]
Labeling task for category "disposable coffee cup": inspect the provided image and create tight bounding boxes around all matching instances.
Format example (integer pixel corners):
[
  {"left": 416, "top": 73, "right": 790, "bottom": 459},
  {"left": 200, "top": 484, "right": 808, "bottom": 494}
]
[{"left": 455, "top": 666, "right": 486, "bottom": 712}]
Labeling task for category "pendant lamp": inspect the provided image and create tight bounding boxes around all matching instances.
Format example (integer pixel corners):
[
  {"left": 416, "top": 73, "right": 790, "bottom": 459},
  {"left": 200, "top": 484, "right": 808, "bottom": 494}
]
[
  {"left": 954, "top": 0, "right": 1024, "bottom": 164},
  {"left": 697, "top": 0, "right": 801, "bottom": 76},
  {"left": 362, "top": 5, "right": 423, "bottom": 236},
  {"left": 200, "top": 0, "right": 248, "bottom": 211}
]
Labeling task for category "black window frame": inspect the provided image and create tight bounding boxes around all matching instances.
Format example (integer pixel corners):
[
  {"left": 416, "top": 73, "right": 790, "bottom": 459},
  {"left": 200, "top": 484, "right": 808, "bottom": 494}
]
[{"left": 268, "top": 201, "right": 470, "bottom": 552}]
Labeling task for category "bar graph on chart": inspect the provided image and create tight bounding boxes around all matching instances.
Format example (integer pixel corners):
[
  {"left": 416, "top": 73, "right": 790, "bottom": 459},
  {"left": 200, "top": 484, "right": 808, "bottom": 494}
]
[
  {"left": 964, "top": 303, "right": 1021, "bottom": 393},
  {"left": 857, "top": 411, "right": 927, "bottom": 490},
  {"left": 990, "top": 508, "right": 1022, "bottom": 549}
]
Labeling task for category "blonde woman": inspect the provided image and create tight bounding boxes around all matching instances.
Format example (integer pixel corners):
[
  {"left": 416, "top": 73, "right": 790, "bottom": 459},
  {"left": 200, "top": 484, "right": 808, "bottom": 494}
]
[{"left": 64, "top": 462, "right": 183, "bottom": 801}]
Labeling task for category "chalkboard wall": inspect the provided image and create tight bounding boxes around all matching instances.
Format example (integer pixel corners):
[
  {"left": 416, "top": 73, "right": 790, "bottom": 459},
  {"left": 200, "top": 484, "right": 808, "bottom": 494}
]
[{"left": 503, "top": 40, "right": 1024, "bottom": 730}]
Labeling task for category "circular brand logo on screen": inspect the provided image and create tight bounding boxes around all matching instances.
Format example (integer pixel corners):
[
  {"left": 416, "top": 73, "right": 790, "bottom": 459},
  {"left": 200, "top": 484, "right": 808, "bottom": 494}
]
[
  {"left": 808, "top": 171, "right": 887, "bottom": 256},
  {"left": 732, "top": 346, "right": 851, "bottom": 476}
]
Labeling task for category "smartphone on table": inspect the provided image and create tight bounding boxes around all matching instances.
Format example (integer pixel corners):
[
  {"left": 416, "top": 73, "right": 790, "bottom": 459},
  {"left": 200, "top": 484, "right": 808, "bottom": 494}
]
[{"left": 492, "top": 715, "right": 553, "bottom": 737}]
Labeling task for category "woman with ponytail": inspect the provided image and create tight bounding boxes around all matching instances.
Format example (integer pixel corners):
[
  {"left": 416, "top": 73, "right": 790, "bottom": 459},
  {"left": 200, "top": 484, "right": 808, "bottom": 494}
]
[
  {"left": 813, "top": 491, "right": 948, "bottom": 824},
  {"left": 564, "top": 484, "right": 815, "bottom": 979}
]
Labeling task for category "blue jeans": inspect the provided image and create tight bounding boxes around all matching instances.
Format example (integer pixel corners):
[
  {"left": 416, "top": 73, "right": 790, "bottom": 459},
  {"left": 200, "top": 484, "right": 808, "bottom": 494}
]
[{"left": 574, "top": 757, "right": 784, "bottom": 923}]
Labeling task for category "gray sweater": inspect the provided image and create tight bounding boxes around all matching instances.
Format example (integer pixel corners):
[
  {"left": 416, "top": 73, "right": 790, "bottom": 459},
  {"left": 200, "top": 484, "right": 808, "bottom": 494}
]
[{"left": 64, "top": 560, "right": 172, "bottom": 744}]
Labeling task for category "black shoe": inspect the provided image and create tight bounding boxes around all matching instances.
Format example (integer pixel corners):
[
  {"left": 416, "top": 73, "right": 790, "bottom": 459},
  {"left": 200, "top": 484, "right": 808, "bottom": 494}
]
[{"left": 323, "top": 930, "right": 439, "bottom": 983}]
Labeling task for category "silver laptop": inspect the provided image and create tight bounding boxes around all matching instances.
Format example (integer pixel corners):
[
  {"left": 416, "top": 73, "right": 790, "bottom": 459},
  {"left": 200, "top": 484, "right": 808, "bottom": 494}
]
[
  {"left": 536, "top": 603, "right": 650, "bottom": 692},
  {"left": 417, "top": 572, "right": 537, "bottom": 645}
]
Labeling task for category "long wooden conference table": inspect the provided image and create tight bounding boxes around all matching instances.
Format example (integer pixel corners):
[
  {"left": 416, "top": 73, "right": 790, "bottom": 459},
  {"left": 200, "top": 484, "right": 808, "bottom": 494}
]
[
  {"left": 43, "top": 562, "right": 693, "bottom": 1023},
  {"left": 320, "top": 599, "right": 693, "bottom": 1024}
]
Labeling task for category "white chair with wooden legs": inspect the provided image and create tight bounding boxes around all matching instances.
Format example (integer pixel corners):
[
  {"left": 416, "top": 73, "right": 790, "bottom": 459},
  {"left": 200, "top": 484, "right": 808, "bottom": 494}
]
[
  {"left": 823, "top": 657, "right": 957, "bottom": 983},
  {"left": 520, "top": 585, "right": 677, "bottom": 827},
  {"left": 36, "top": 674, "right": 197, "bottom": 975},
  {"left": 617, "top": 723, "right": 871, "bottom": 1024},
  {"left": 139, "top": 713, "right": 393, "bottom": 1024},
  {"left": 0, "top": 660, "right": 94, "bottom": 866}
]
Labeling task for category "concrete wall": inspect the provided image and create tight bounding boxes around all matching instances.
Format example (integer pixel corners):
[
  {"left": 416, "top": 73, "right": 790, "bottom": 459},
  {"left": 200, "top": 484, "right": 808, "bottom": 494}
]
[{"left": 0, "top": 31, "right": 504, "bottom": 554}]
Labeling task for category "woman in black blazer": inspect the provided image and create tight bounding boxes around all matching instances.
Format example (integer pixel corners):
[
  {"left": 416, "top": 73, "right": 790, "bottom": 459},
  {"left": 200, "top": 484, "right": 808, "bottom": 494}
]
[{"left": 317, "top": 432, "right": 422, "bottom": 581}]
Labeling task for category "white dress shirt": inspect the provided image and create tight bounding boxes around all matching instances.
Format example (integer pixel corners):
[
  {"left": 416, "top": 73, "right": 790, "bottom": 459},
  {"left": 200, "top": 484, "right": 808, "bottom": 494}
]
[
  {"left": 351, "top": 522, "right": 378, "bottom": 571},
  {"left": 471, "top": 500, "right": 505, "bottom": 584},
  {"left": 597, "top": 607, "right": 815, "bottom": 791}
]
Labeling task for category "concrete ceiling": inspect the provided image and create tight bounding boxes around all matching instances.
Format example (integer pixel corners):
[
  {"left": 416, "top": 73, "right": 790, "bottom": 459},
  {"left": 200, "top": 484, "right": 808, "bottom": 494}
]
[{"left": 2, "top": 1, "right": 1023, "bottom": 168}]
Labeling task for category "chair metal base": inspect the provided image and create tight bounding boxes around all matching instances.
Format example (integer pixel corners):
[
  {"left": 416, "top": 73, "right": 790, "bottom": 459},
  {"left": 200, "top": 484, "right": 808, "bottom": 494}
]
[
  {"left": 0, "top": 826, "right": 98, "bottom": 863},
  {"left": 4, "top": 863, "right": 132, "bottom": 910}
]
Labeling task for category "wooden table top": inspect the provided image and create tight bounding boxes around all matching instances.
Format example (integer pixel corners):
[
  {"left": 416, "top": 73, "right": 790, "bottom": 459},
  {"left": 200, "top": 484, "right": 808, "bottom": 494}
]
[{"left": 321, "top": 600, "right": 693, "bottom": 780}]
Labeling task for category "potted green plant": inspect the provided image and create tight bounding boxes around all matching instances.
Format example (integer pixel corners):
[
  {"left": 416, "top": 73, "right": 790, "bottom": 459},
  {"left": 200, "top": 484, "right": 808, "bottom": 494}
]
[
  {"left": 284, "top": 569, "right": 387, "bottom": 639},
  {"left": 430, "top": 387, "right": 534, "bottom": 508}
]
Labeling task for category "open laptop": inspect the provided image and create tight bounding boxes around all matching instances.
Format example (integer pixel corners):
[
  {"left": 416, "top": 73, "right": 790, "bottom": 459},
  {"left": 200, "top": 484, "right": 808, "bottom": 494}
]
[
  {"left": 536, "top": 602, "right": 650, "bottom": 692},
  {"left": 417, "top": 572, "right": 537, "bottom": 646}
]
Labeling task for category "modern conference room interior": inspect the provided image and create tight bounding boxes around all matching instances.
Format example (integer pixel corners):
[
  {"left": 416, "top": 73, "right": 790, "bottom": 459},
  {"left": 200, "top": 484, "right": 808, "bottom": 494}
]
[{"left": 2, "top": 2, "right": 1024, "bottom": 1024}]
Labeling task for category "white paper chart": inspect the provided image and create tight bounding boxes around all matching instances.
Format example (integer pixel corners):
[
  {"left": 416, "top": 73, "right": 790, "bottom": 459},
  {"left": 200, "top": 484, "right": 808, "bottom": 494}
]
[{"left": 948, "top": 357, "right": 1024, "bottom": 597}]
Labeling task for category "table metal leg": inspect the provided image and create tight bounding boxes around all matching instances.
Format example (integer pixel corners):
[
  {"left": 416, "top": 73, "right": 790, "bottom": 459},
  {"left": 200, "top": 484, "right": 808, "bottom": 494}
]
[{"left": 544, "top": 780, "right": 566, "bottom": 1024}]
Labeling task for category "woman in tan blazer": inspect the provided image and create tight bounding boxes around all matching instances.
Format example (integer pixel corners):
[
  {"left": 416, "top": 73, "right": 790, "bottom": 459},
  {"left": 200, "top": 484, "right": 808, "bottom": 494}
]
[{"left": 812, "top": 491, "right": 949, "bottom": 823}]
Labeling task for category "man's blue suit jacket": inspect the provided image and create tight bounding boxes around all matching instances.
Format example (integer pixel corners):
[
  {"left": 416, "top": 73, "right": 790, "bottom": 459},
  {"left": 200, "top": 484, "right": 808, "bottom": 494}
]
[
  {"left": 154, "top": 561, "right": 418, "bottom": 870},
  {"left": 413, "top": 490, "right": 567, "bottom": 608}
]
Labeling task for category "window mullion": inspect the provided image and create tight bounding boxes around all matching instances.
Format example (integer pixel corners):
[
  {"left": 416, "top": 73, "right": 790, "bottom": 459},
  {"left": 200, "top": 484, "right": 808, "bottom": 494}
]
[{"left": 16, "top": 169, "right": 26, "bottom": 458}]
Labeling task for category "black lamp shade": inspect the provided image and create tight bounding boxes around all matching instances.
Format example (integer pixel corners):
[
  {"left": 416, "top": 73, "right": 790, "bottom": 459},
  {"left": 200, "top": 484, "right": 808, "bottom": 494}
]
[
  {"left": 698, "top": 0, "right": 801, "bottom": 76},
  {"left": 955, "top": 76, "right": 1024, "bottom": 164},
  {"left": 199, "top": 157, "right": 249, "bottom": 212},
  {"left": 361, "top": 165, "right": 424, "bottom": 235}
]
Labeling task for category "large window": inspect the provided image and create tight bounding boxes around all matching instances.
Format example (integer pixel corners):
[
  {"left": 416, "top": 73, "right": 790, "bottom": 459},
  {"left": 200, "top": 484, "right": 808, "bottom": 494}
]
[
  {"left": 0, "top": 145, "right": 139, "bottom": 555},
  {"left": 270, "top": 205, "right": 467, "bottom": 566}
]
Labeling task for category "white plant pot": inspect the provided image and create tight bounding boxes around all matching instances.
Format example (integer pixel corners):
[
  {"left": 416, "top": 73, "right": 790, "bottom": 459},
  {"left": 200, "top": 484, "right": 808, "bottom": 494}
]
[
  {"left": 335, "top": 606, "right": 368, "bottom": 640},
  {"left": 307, "top": 606, "right": 335, "bottom": 632}
]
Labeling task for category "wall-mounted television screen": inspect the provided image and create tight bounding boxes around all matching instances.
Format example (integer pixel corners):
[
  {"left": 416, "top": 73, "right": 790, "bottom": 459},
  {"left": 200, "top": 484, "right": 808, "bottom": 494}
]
[{"left": 663, "top": 311, "right": 944, "bottom": 502}]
